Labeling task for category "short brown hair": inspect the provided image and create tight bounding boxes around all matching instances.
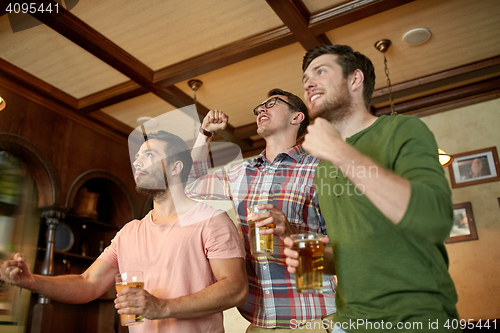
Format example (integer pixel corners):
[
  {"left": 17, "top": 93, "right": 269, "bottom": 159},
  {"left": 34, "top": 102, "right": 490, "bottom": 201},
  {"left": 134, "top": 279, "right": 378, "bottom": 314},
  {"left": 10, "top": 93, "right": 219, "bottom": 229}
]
[
  {"left": 302, "top": 45, "right": 376, "bottom": 109},
  {"left": 144, "top": 131, "right": 193, "bottom": 185},
  {"left": 267, "top": 88, "right": 309, "bottom": 139}
]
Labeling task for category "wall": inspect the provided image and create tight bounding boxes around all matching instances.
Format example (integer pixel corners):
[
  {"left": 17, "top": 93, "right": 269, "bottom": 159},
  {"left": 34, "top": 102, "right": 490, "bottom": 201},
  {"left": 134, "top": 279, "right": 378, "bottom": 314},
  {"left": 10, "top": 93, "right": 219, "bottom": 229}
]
[
  {"left": 420, "top": 98, "right": 500, "bottom": 320},
  {"left": 0, "top": 86, "right": 145, "bottom": 213},
  {"left": 0, "top": 82, "right": 147, "bottom": 332}
]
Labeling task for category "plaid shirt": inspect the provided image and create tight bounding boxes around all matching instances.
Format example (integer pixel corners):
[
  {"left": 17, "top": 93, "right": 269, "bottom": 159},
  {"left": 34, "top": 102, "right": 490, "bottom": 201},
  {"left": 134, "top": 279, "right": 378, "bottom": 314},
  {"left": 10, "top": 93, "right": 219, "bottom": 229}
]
[{"left": 185, "top": 145, "right": 336, "bottom": 328}]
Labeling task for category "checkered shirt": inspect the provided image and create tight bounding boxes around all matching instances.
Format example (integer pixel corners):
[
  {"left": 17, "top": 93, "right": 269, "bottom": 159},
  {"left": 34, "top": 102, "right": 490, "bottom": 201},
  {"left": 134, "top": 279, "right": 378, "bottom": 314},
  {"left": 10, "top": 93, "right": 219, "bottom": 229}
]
[{"left": 185, "top": 145, "right": 336, "bottom": 328}]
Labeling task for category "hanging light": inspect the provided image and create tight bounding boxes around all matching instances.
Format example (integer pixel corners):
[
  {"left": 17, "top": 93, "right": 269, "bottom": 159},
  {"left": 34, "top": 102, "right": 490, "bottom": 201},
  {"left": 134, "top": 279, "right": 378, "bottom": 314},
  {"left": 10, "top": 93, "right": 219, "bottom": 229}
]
[
  {"left": 188, "top": 79, "right": 203, "bottom": 105},
  {"left": 374, "top": 40, "right": 452, "bottom": 168},
  {"left": 0, "top": 97, "right": 6, "bottom": 111},
  {"left": 438, "top": 149, "right": 454, "bottom": 168},
  {"left": 374, "top": 39, "right": 396, "bottom": 116}
]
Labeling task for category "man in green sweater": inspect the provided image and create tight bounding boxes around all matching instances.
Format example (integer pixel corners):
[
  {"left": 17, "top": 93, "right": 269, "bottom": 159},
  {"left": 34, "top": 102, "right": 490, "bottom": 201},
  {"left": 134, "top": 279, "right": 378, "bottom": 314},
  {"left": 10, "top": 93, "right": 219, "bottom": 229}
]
[{"left": 284, "top": 45, "right": 460, "bottom": 332}]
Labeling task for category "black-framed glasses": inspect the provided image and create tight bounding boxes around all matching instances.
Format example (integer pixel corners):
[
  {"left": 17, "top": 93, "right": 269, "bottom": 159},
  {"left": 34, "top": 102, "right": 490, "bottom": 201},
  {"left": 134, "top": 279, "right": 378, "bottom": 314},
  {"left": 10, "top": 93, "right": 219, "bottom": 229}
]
[{"left": 253, "top": 96, "right": 301, "bottom": 115}]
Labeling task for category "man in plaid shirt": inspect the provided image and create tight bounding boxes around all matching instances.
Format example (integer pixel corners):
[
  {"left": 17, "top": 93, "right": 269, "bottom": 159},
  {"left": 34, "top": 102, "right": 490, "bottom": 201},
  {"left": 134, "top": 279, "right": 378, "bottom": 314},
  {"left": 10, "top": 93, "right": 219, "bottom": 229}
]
[{"left": 186, "top": 88, "right": 336, "bottom": 332}]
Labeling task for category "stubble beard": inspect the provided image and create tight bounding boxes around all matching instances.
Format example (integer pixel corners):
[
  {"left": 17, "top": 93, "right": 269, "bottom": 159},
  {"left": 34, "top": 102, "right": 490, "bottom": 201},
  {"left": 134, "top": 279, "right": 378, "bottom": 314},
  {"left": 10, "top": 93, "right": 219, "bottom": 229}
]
[
  {"left": 310, "top": 83, "right": 354, "bottom": 124},
  {"left": 135, "top": 186, "right": 168, "bottom": 199},
  {"left": 135, "top": 168, "right": 170, "bottom": 199}
]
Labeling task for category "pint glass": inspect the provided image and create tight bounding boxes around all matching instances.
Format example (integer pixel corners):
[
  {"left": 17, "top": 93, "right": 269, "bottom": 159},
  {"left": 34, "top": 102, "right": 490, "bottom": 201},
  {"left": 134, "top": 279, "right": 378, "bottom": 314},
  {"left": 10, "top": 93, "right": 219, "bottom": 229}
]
[
  {"left": 247, "top": 205, "right": 274, "bottom": 256},
  {"left": 115, "top": 271, "right": 145, "bottom": 326},
  {"left": 291, "top": 233, "right": 324, "bottom": 293}
]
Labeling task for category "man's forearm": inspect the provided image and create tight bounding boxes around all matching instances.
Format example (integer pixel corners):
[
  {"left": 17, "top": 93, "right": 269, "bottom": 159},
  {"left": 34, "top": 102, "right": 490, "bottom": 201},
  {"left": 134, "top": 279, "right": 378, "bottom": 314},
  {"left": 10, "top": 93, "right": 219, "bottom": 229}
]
[
  {"left": 327, "top": 143, "right": 411, "bottom": 224},
  {"left": 159, "top": 275, "right": 248, "bottom": 318},
  {"left": 30, "top": 274, "right": 111, "bottom": 304},
  {"left": 191, "top": 132, "right": 211, "bottom": 163}
]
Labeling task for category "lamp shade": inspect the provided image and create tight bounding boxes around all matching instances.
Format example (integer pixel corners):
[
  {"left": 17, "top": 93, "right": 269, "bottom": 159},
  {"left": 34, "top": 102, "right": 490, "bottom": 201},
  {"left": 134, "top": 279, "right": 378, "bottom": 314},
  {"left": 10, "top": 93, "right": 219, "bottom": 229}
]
[
  {"left": 438, "top": 149, "right": 454, "bottom": 168},
  {"left": 0, "top": 97, "right": 6, "bottom": 111}
]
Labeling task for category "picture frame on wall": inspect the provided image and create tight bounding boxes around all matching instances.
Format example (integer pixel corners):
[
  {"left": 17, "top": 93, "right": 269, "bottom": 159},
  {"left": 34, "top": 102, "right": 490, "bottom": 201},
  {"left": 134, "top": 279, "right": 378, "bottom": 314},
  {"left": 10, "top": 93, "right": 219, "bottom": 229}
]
[
  {"left": 448, "top": 146, "right": 500, "bottom": 188},
  {"left": 445, "top": 202, "right": 478, "bottom": 244}
]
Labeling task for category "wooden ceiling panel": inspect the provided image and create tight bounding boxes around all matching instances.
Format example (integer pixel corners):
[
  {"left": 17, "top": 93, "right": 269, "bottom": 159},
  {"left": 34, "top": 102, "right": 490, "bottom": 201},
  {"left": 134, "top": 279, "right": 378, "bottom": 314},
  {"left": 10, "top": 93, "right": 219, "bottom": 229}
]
[
  {"left": 324, "top": 0, "right": 500, "bottom": 90},
  {"left": 0, "top": 16, "right": 129, "bottom": 98},
  {"left": 174, "top": 43, "right": 307, "bottom": 128},
  {"left": 302, "top": 0, "right": 347, "bottom": 14},
  {"left": 71, "top": 0, "right": 283, "bottom": 71},
  {"left": 101, "top": 93, "right": 178, "bottom": 130}
]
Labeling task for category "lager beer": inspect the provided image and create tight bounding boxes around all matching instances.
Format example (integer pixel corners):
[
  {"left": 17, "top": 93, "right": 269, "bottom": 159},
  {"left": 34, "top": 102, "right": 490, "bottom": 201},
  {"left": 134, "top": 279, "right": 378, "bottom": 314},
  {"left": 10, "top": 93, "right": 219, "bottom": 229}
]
[
  {"left": 247, "top": 205, "right": 274, "bottom": 256},
  {"left": 291, "top": 234, "right": 324, "bottom": 293},
  {"left": 115, "top": 272, "right": 145, "bottom": 326}
]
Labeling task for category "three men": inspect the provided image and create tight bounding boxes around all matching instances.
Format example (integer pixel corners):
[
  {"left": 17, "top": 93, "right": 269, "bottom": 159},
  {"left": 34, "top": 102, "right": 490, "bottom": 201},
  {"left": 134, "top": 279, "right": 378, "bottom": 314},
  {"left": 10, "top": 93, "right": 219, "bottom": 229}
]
[{"left": 1, "top": 131, "right": 247, "bottom": 332}]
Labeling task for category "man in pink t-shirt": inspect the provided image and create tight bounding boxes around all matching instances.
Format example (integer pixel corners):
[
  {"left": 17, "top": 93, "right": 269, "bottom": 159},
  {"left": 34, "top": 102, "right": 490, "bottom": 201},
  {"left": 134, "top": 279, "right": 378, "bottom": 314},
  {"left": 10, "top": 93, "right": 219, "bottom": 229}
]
[{"left": 1, "top": 131, "right": 247, "bottom": 333}]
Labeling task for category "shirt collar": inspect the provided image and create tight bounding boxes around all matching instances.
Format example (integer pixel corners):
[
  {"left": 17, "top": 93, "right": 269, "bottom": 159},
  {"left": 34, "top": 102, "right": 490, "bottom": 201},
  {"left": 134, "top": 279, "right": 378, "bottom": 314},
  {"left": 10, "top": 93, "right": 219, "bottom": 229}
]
[{"left": 249, "top": 145, "right": 305, "bottom": 166}]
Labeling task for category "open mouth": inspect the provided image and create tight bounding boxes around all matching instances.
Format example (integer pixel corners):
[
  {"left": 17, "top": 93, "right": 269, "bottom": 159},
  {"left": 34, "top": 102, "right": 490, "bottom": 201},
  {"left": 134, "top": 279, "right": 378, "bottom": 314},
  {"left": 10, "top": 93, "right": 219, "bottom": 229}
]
[
  {"left": 258, "top": 115, "right": 269, "bottom": 124},
  {"left": 309, "top": 93, "right": 322, "bottom": 103}
]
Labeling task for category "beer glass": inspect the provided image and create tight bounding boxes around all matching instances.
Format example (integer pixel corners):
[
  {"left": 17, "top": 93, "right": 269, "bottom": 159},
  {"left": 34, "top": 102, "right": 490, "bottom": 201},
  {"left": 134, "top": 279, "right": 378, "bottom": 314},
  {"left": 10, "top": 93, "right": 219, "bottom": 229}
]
[
  {"left": 291, "top": 233, "right": 324, "bottom": 293},
  {"left": 247, "top": 205, "right": 274, "bottom": 256},
  {"left": 115, "top": 271, "right": 145, "bottom": 326}
]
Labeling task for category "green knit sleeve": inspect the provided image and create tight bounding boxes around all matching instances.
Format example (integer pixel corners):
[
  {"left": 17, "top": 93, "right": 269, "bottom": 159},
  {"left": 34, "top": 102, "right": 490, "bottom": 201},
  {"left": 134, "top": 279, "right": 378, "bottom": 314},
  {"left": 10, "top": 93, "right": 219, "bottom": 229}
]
[{"left": 393, "top": 116, "right": 453, "bottom": 244}]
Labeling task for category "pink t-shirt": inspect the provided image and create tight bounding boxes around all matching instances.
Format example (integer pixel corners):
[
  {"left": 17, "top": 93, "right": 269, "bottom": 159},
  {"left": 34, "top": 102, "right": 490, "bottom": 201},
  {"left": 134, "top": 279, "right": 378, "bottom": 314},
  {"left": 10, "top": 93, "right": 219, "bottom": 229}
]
[{"left": 98, "top": 202, "right": 245, "bottom": 333}]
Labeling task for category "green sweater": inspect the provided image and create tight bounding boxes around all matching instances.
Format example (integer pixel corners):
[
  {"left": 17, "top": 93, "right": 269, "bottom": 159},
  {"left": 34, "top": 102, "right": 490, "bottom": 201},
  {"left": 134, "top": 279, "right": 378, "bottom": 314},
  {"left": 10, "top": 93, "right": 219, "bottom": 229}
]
[{"left": 316, "top": 115, "right": 459, "bottom": 332}]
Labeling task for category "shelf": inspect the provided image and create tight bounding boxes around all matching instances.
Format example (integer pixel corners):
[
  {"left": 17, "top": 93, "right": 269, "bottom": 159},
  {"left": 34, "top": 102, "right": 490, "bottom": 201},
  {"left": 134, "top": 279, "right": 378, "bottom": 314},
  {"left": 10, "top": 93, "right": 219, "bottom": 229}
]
[
  {"left": 64, "top": 213, "right": 119, "bottom": 232},
  {"left": 37, "top": 248, "right": 97, "bottom": 261}
]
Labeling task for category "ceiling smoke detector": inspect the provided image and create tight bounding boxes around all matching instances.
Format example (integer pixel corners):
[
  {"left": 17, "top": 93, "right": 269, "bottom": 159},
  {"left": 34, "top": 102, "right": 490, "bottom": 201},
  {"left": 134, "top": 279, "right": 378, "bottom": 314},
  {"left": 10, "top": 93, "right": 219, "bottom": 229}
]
[{"left": 402, "top": 28, "right": 432, "bottom": 46}]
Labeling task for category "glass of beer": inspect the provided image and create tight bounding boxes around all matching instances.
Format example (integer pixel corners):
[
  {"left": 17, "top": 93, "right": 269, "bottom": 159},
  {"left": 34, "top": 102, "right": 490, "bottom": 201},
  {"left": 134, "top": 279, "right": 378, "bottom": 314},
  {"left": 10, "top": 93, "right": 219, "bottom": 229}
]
[
  {"left": 247, "top": 205, "right": 274, "bottom": 256},
  {"left": 115, "top": 271, "right": 145, "bottom": 326},
  {"left": 291, "top": 233, "right": 324, "bottom": 293}
]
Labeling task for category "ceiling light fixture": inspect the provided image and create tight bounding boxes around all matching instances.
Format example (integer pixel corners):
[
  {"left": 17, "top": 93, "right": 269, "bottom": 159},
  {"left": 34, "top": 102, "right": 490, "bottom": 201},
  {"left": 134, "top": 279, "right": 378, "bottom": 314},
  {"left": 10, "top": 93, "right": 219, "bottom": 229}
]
[
  {"left": 188, "top": 79, "right": 203, "bottom": 105},
  {"left": 402, "top": 28, "right": 432, "bottom": 46},
  {"left": 438, "top": 149, "right": 454, "bottom": 168},
  {"left": 374, "top": 39, "right": 396, "bottom": 116},
  {"left": 375, "top": 39, "right": 451, "bottom": 168},
  {"left": 0, "top": 97, "right": 6, "bottom": 111}
]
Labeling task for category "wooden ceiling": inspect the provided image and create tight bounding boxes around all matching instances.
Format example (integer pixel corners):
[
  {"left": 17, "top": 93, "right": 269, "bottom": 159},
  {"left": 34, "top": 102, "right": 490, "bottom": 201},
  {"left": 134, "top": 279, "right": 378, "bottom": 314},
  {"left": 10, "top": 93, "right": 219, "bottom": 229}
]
[{"left": 1, "top": 0, "right": 499, "bottom": 157}]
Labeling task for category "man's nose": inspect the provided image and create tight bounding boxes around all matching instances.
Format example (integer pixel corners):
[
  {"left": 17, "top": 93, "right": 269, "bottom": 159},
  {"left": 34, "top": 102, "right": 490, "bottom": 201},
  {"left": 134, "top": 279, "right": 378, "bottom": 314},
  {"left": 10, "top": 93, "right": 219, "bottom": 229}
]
[
  {"left": 257, "top": 106, "right": 268, "bottom": 114},
  {"left": 133, "top": 158, "right": 142, "bottom": 170},
  {"left": 303, "top": 78, "right": 315, "bottom": 91}
]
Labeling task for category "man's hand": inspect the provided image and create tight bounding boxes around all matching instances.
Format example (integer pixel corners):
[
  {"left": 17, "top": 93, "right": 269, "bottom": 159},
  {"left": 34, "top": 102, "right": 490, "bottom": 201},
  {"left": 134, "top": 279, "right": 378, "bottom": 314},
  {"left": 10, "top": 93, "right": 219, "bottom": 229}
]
[
  {"left": 115, "top": 286, "right": 168, "bottom": 320},
  {"left": 283, "top": 236, "right": 331, "bottom": 274},
  {"left": 253, "top": 204, "right": 296, "bottom": 239},
  {"left": 202, "top": 110, "right": 228, "bottom": 134},
  {"left": 302, "top": 117, "right": 343, "bottom": 161},
  {"left": 0, "top": 253, "right": 35, "bottom": 289}
]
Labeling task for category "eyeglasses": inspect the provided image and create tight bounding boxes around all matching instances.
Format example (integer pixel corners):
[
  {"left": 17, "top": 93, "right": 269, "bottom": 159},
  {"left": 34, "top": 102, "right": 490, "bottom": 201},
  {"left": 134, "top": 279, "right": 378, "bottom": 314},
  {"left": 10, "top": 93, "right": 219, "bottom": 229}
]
[{"left": 253, "top": 96, "right": 301, "bottom": 115}]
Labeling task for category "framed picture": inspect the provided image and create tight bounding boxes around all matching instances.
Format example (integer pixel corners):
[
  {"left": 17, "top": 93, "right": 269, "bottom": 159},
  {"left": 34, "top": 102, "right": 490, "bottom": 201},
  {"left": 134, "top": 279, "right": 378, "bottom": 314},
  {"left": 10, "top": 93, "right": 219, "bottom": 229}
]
[
  {"left": 445, "top": 202, "right": 478, "bottom": 243},
  {"left": 448, "top": 146, "right": 500, "bottom": 188}
]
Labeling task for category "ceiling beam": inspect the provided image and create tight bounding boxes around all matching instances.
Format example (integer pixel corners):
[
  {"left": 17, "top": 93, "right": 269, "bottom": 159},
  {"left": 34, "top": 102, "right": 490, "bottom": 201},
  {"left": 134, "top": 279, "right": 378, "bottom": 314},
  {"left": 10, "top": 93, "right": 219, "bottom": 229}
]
[
  {"left": 24, "top": 0, "right": 250, "bottom": 149},
  {"left": 154, "top": 26, "right": 296, "bottom": 87},
  {"left": 309, "top": 0, "right": 416, "bottom": 35},
  {"left": 373, "top": 77, "right": 500, "bottom": 116},
  {"left": 78, "top": 81, "right": 147, "bottom": 111},
  {"left": 265, "top": 0, "right": 331, "bottom": 50},
  {"left": 371, "top": 56, "right": 500, "bottom": 105},
  {"left": 0, "top": 58, "right": 78, "bottom": 109},
  {"left": 99, "top": 0, "right": 412, "bottom": 106}
]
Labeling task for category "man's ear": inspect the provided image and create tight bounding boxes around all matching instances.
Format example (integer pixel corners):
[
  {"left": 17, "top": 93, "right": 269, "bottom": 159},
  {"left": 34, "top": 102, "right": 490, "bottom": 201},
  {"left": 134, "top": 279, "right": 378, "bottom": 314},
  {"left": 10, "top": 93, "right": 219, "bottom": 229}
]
[
  {"left": 170, "top": 160, "right": 183, "bottom": 177},
  {"left": 291, "top": 111, "right": 305, "bottom": 125},
  {"left": 350, "top": 69, "right": 364, "bottom": 92}
]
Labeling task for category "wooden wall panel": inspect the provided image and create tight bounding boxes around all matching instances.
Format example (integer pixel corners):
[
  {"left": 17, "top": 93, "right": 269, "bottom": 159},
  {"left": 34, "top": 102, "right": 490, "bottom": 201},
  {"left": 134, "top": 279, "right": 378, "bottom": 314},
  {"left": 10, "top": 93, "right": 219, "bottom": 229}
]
[{"left": 0, "top": 84, "right": 145, "bottom": 219}]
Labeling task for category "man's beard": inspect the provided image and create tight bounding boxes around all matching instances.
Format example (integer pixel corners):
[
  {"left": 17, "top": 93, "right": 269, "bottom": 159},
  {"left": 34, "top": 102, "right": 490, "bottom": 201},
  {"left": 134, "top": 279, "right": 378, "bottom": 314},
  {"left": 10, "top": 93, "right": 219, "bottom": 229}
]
[
  {"left": 135, "top": 186, "right": 167, "bottom": 198},
  {"left": 310, "top": 83, "right": 353, "bottom": 124},
  {"left": 135, "top": 167, "right": 169, "bottom": 199}
]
